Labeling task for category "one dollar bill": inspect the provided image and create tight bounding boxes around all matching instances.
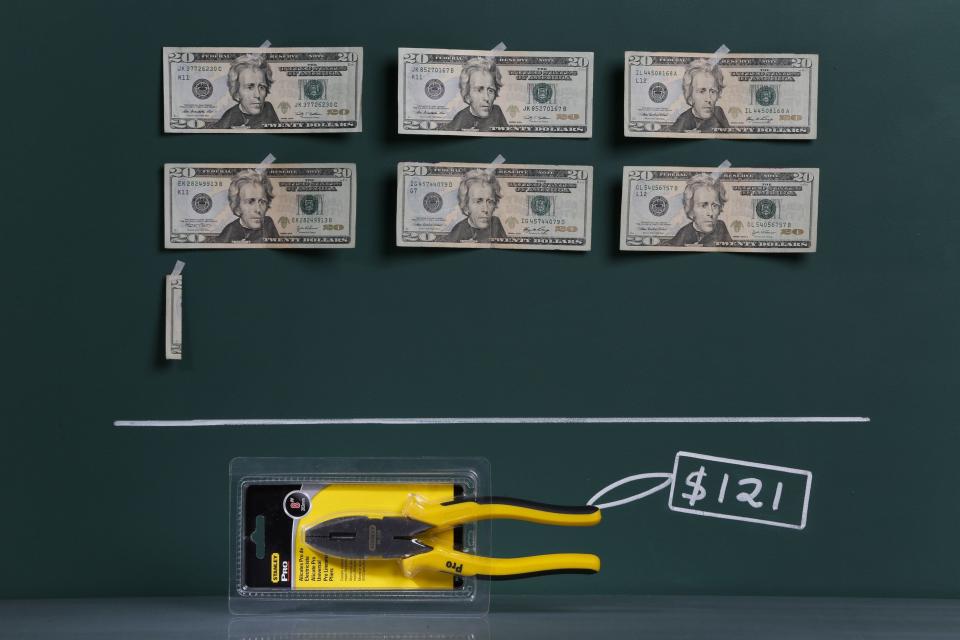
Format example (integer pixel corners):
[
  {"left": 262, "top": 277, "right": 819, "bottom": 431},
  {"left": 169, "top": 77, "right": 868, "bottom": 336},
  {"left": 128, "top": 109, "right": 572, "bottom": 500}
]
[
  {"left": 625, "top": 52, "right": 818, "bottom": 139},
  {"left": 397, "top": 162, "right": 593, "bottom": 250},
  {"left": 165, "top": 262, "right": 184, "bottom": 360},
  {"left": 620, "top": 166, "right": 819, "bottom": 252},
  {"left": 163, "top": 47, "right": 362, "bottom": 132},
  {"left": 165, "top": 163, "right": 357, "bottom": 249},
  {"left": 398, "top": 48, "right": 593, "bottom": 137}
]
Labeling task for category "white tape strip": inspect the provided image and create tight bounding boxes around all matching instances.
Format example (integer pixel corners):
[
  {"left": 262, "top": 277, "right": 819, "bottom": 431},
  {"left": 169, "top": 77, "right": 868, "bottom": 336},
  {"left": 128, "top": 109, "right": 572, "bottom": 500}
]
[
  {"left": 256, "top": 153, "right": 276, "bottom": 173},
  {"left": 170, "top": 260, "right": 185, "bottom": 277},
  {"left": 707, "top": 44, "right": 730, "bottom": 67},
  {"left": 710, "top": 158, "right": 732, "bottom": 180},
  {"left": 260, "top": 40, "right": 272, "bottom": 48},
  {"left": 665, "top": 159, "right": 731, "bottom": 211},
  {"left": 486, "top": 154, "right": 506, "bottom": 172},
  {"left": 114, "top": 416, "right": 870, "bottom": 427},
  {"left": 491, "top": 42, "right": 507, "bottom": 52}
]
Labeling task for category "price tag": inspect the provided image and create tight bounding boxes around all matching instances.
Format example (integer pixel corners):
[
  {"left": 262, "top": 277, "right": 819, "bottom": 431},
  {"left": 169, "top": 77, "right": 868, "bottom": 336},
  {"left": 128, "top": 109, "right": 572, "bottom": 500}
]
[{"left": 668, "top": 451, "right": 812, "bottom": 529}]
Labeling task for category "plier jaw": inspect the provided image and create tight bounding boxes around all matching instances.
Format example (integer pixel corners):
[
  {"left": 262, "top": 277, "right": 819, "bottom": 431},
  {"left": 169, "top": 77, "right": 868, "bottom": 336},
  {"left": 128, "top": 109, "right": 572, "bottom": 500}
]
[{"left": 304, "top": 515, "right": 433, "bottom": 559}]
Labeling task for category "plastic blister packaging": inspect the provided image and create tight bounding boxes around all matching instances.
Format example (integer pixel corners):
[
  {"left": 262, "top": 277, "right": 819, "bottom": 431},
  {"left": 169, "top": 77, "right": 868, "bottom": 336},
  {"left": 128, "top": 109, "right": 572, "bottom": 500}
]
[{"left": 229, "top": 457, "right": 492, "bottom": 615}]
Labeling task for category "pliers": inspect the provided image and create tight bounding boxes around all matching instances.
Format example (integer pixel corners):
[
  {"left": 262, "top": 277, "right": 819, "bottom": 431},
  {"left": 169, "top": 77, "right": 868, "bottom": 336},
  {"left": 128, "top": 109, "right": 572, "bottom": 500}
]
[{"left": 304, "top": 493, "right": 601, "bottom": 579}]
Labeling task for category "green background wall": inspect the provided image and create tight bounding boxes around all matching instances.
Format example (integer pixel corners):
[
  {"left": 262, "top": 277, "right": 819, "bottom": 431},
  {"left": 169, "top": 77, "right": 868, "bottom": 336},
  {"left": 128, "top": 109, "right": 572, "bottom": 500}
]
[{"left": 4, "top": 0, "right": 959, "bottom": 598}]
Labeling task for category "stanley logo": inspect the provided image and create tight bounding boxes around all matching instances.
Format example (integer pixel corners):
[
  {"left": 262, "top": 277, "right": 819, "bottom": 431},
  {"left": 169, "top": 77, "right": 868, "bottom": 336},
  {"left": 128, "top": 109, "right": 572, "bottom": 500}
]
[{"left": 270, "top": 553, "right": 280, "bottom": 584}]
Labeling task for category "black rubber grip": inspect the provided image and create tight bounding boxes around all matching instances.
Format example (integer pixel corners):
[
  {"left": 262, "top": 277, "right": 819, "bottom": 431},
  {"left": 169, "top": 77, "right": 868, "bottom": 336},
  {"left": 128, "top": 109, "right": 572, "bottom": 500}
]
[{"left": 441, "top": 496, "right": 598, "bottom": 515}]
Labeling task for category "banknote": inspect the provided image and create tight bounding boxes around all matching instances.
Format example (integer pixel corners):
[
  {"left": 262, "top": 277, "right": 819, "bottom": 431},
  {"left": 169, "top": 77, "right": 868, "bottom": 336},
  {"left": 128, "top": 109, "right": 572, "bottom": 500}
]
[
  {"left": 398, "top": 48, "right": 593, "bottom": 137},
  {"left": 164, "top": 163, "right": 357, "bottom": 249},
  {"left": 624, "top": 52, "right": 818, "bottom": 139},
  {"left": 165, "top": 262, "right": 183, "bottom": 360},
  {"left": 397, "top": 162, "right": 593, "bottom": 250},
  {"left": 163, "top": 47, "right": 362, "bottom": 132},
  {"left": 620, "top": 166, "right": 819, "bottom": 252}
]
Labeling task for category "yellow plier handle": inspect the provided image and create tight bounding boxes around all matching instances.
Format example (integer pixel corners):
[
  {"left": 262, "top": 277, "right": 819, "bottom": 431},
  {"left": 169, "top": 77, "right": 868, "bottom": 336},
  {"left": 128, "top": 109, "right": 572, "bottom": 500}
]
[
  {"left": 403, "top": 495, "right": 602, "bottom": 530},
  {"left": 401, "top": 543, "right": 601, "bottom": 579}
]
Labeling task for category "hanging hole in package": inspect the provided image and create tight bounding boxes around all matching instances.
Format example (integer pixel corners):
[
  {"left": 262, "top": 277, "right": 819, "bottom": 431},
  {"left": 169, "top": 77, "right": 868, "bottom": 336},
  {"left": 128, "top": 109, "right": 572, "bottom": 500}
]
[{"left": 230, "top": 457, "right": 496, "bottom": 614}]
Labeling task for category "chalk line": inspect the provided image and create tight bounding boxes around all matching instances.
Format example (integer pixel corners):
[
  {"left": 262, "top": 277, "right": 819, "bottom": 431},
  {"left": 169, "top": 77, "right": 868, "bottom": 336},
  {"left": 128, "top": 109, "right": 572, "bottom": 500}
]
[
  {"left": 114, "top": 416, "right": 869, "bottom": 427},
  {"left": 588, "top": 473, "right": 674, "bottom": 509}
]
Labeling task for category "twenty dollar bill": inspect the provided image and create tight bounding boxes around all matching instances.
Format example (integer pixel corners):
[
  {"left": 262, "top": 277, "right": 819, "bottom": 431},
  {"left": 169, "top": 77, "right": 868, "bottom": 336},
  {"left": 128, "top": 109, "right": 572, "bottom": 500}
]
[
  {"left": 165, "top": 163, "right": 357, "bottom": 249},
  {"left": 620, "top": 166, "right": 819, "bottom": 252},
  {"left": 163, "top": 47, "right": 362, "bottom": 132},
  {"left": 399, "top": 48, "right": 593, "bottom": 137},
  {"left": 625, "top": 52, "right": 818, "bottom": 139},
  {"left": 397, "top": 162, "right": 593, "bottom": 250}
]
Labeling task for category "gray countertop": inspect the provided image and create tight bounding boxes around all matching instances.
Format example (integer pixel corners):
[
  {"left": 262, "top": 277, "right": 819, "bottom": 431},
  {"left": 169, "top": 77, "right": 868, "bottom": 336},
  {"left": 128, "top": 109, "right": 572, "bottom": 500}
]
[{"left": 2, "top": 595, "right": 959, "bottom": 639}]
